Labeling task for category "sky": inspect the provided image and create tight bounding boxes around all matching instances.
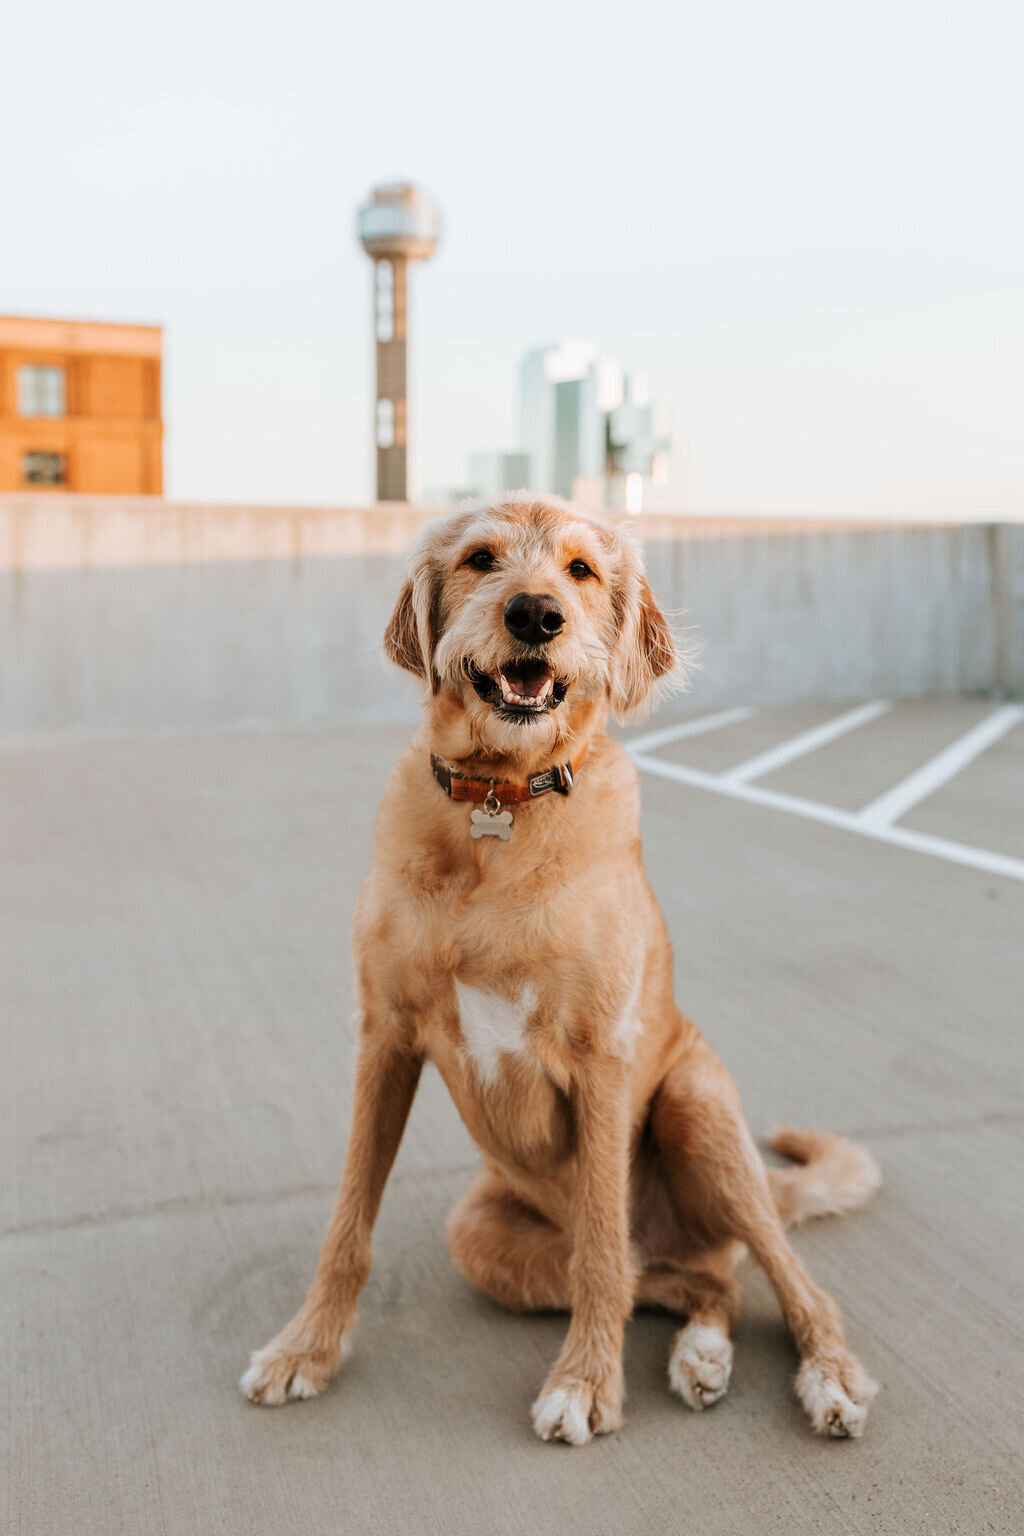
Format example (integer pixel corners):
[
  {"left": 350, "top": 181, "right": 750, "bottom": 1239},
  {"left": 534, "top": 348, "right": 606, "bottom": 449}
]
[{"left": 3, "top": 0, "right": 1022, "bottom": 516}]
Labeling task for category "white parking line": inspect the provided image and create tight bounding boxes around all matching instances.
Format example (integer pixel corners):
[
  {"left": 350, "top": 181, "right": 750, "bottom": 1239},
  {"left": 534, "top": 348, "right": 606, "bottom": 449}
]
[
  {"left": 631, "top": 750, "right": 1024, "bottom": 883},
  {"left": 719, "top": 701, "right": 890, "bottom": 786},
  {"left": 626, "top": 705, "right": 756, "bottom": 756},
  {"left": 859, "top": 704, "right": 1024, "bottom": 829}
]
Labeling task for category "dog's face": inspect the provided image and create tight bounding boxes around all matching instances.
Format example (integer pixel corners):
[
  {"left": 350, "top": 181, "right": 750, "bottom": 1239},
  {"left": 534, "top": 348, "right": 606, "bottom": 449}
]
[{"left": 385, "top": 498, "right": 679, "bottom": 758}]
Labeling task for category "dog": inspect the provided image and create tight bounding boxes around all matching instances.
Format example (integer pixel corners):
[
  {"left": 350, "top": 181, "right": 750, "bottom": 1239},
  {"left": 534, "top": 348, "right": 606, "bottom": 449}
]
[{"left": 241, "top": 494, "right": 880, "bottom": 1444}]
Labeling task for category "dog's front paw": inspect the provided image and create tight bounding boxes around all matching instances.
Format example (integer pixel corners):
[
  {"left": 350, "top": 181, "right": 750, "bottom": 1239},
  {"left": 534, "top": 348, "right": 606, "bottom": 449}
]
[
  {"left": 668, "top": 1321, "right": 733, "bottom": 1410},
  {"left": 240, "top": 1323, "right": 351, "bottom": 1407},
  {"left": 795, "top": 1355, "right": 878, "bottom": 1438},
  {"left": 530, "top": 1374, "right": 623, "bottom": 1447}
]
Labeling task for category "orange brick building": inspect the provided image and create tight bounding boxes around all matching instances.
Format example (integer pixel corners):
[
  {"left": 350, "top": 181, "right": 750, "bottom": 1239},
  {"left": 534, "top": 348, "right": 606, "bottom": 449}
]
[{"left": 0, "top": 315, "right": 162, "bottom": 494}]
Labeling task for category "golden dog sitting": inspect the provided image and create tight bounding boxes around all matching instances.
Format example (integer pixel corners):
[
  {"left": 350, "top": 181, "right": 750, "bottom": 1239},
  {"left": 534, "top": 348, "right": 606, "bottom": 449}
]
[{"left": 242, "top": 496, "right": 880, "bottom": 1444}]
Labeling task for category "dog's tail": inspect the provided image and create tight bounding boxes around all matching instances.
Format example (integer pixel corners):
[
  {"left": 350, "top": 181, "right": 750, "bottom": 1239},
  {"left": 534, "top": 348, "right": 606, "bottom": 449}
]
[{"left": 766, "top": 1126, "right": 881, "bottom": 1228}]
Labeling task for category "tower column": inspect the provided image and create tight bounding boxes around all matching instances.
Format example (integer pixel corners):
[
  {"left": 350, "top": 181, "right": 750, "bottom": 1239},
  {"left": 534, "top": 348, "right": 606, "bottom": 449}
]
[
  {"left": 374, "top": 255, "right": 408, "bottom": 503},
  {"left": 357, "top": 182, "right": 440, "bottom": 507}
]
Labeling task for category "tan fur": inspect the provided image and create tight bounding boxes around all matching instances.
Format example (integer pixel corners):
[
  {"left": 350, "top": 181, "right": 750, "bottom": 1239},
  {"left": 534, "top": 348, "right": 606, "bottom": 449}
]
[
  {"left": 767, "top": 1126, "right": 882, "bottom": 1227},
  {"left": 241, "top": 496, "right": 880, "bottom": 1443}
]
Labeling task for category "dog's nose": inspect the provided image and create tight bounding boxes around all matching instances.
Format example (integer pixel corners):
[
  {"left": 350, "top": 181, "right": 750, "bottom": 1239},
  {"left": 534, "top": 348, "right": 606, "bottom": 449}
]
[{"left": 503, "top": 591, "right": 565, "bottom": 645}]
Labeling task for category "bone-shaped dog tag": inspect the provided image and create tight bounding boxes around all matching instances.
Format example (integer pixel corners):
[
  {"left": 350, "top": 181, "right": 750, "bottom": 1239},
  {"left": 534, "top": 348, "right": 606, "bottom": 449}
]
[{"left": 470, "top": 807, "right": 514, "bottom": 840}]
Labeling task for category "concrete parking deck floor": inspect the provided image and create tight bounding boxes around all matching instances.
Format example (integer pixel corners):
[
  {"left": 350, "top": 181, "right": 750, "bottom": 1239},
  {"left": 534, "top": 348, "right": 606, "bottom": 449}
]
[{"left": 3, "top": 701, "right": 1023, "bottom": 1535}]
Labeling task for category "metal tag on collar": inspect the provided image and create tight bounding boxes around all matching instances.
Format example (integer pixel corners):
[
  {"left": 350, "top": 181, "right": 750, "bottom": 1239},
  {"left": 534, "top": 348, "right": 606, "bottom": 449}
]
[{"left": 470, "top": 784, "right": 513, "bottom": 840}]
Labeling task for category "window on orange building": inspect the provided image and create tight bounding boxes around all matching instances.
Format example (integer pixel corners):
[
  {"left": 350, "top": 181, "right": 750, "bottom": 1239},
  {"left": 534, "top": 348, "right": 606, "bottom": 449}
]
[
  {"left": 17, "top": 365, "right": 66, "bottom": 418},
  {"left": 22, "top": 451, "right": 67, "bottom": 486}
]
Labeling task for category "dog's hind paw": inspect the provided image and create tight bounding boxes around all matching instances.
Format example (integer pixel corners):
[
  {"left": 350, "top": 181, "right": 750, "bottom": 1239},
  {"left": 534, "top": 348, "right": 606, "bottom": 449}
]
[
  {"left": 668, "top": 1322, "right": 733, "bottom": 1410},
  {"left": 795, "top": 1356, "right": 878, "bottom": 1438}
]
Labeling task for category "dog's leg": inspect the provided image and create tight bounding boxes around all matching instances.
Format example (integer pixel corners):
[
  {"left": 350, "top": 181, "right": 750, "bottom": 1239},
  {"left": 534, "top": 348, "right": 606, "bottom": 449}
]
[
  {"left": 448, "top": 1169, "right": 741, "bottom": 1387},
  {"left": 447, "top": 1170, "right": 574, "bottom": 1310},
  {"left": 529, "top": 1054, "right": 634, "bottom": 1447},
  {"left": 449, "top": 1165, "right": 739, "bottom": 1412},
  {"left": 241, "top": 1020, "right": 422, "bottom": 1405},
  {"left": 652, "top": 1037, "right": 877, "bottom": 1437}
]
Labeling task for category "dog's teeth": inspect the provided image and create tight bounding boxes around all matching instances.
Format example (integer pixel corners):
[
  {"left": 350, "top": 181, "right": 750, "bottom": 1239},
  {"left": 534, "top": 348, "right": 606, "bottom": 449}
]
[{"left": 497, "top": 671, "right": 549, "bottom": 708}]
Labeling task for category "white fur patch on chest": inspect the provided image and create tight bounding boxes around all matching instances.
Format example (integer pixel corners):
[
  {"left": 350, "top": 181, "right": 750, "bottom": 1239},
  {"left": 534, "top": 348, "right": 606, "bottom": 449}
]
[
  {"left": 610, "top": 969, "right": 644, "bottom": 1060},
  {"left": 455, "top": 981, "right": 538, "bottom": 1082},
  {"left": 611, "top": 1013, "right": 643, "bottom": 1059}
]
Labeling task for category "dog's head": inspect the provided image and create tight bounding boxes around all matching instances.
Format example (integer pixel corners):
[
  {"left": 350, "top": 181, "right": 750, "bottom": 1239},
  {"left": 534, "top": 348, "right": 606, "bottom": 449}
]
[{"left": 384, "top": 496, "right": 683, "bottom": 759}]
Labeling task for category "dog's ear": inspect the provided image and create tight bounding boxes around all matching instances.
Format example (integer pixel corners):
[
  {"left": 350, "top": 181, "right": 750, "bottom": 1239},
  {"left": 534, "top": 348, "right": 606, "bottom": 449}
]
[
  {"left": 383, "top": 540, "right": 441, "bottom": 687},
  {"left": 608, "top": 537, "right": 681, "bottom": 721},
  {"left": 383, "top": 578, "right": 425, "bottom": 677}
]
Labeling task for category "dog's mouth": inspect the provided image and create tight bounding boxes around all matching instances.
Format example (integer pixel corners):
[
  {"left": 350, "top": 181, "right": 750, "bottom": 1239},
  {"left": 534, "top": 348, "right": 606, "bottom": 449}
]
[{"left": 469, "top": 660, "right": 568, "bottom": 718}]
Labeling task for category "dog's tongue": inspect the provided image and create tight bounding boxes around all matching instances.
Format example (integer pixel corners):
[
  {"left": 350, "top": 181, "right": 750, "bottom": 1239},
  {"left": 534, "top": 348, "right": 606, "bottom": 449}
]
[{"left": 493, "top": 660, "right": 554, "bottom": 705}]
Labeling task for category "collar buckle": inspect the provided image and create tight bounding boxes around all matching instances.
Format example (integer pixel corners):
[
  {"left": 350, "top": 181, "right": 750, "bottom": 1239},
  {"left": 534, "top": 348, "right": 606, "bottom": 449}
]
[{"left": 528, "top": 760, "right": 575, "bottom": 796}]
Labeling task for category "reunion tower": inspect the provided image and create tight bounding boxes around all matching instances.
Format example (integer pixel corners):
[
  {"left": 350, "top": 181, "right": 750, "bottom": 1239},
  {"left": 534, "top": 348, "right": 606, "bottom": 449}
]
[{"left": 357, "top": 183, "right": 441, "bottom": 503}]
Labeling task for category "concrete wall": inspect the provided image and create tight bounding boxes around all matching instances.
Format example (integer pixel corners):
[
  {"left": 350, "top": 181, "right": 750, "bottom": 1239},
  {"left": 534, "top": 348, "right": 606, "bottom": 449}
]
[{"left": 1, "top": 495, "right": 1019, "bottom": 740}]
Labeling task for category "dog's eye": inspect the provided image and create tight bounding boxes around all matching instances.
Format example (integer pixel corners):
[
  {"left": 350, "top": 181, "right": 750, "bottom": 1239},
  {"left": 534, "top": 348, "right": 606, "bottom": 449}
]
[
  {"left": 568, "top": 559, "right": 595, "bottom": 581},
  {"left": 466, "top": 550, "right": 496, "bottom": 572}
]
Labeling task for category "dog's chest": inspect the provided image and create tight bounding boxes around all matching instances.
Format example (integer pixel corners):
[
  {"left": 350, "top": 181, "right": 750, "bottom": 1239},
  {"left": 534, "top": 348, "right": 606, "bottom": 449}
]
[
  {"left": 428, "top": 978, "right": 571, "bottom": 1169},
  {"left": 454, "top": 980, "right": 538, "bottom": 1082}
]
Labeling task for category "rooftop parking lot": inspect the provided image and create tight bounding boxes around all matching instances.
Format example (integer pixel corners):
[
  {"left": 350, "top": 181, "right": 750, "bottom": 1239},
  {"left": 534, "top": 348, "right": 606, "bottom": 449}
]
[{"left": 3, "top": 698, "right": 1023, "bottom": 1535}]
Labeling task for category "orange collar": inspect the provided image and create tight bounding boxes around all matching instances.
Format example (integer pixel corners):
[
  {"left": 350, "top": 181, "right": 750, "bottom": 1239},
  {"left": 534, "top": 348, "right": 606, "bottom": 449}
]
[{"left": 430, "top": 742, "right": 589, "bottom": 805}]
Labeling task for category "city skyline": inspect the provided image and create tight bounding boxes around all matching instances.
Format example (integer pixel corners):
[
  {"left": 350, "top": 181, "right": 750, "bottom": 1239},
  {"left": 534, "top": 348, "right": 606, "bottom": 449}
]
[
  {"left": 3, "top": 0, "right": 1022, "bottom": 517},
  {"left": 429, "top": 339, "right": 672, "bottom": 513}
]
